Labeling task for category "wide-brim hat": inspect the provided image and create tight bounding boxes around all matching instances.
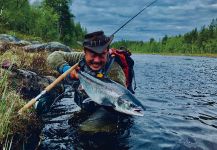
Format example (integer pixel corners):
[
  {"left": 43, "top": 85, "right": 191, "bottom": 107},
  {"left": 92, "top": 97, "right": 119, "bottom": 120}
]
[{"left": 78, "top": 31, "right": 114, "bottom": 54}]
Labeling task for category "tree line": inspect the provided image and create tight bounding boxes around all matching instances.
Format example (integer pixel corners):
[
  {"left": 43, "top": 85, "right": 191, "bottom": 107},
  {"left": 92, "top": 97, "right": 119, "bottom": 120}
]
[
  {"left": 112, "top": 19, "right": 217, "bottom": 54},
  {"left": 0, "top": 0, "right": 86, "bottom": 46}
]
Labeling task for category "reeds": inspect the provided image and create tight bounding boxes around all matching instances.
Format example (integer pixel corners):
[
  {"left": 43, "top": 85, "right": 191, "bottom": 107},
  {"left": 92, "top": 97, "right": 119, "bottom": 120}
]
[
  {"left": 0, "top": 61, "right": 24, "bottom": 146},
  {"left": 0, "top": 47, "right": 44, "bottom": 148}
]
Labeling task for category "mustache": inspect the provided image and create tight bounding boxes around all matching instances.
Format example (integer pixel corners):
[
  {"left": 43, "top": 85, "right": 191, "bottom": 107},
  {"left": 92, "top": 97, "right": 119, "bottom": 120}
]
[{"left": 89, "top": 60, "right": 103, "bottom": 66}]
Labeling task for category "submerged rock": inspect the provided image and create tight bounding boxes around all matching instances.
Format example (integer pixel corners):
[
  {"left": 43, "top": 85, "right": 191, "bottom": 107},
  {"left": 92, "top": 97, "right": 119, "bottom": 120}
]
[
  {"left": 79, "top": 108, "right": 119, "bottom": 133},
  {"left": 78, "top": 108, "right": 133, "bottom": 134}
]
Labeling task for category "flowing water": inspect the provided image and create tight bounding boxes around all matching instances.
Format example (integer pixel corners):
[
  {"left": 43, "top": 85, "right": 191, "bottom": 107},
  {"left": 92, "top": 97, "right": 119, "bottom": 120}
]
[{"left": 34, "top": 54, "right": 217, "bottom": 149}]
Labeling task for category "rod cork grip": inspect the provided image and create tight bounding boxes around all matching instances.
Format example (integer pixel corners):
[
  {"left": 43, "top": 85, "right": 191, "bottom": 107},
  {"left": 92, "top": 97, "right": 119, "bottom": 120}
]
[{"left": 18, "top": 98, "right": 36, "bottom": 115}]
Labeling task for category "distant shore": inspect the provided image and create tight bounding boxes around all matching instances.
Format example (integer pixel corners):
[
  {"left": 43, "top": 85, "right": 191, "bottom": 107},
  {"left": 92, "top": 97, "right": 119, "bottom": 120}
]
[{"left": 132, "top": 52, "right": 217, "bottom": 58}]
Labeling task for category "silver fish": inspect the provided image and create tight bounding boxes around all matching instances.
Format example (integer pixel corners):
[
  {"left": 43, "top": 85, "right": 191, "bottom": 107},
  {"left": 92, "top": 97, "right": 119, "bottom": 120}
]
[{"left": 78, "top": 71, "right": 145, "bottom": 116}]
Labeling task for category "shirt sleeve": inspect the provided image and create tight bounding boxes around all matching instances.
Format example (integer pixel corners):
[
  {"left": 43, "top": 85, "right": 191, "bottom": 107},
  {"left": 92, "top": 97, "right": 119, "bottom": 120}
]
[{"left": 47, "top": 51, "right": 84, "bottom": 71}]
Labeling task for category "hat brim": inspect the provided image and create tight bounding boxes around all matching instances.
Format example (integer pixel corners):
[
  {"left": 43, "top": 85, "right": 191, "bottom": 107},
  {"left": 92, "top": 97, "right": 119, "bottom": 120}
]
[{"left": 78, "top": 35, "right": 114, "bottom": 54}]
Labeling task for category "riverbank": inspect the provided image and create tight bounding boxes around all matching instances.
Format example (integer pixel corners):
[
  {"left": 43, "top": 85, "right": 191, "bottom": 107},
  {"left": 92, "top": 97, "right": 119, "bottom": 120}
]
[
  {"left": 0, "top": 45, "right": 53, "bottom": 149},
  {"left": 132, "top": 52, "right": 217, "bottom": 58},
  {"left": 0, "top": 67, "right": 41, "bottom": 149}
]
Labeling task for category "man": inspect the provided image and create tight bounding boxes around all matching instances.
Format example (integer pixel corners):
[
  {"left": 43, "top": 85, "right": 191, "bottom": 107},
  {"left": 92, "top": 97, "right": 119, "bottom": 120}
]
[
  {"left": 36, "top": 31, "right": 133, "bottom": 149},
  {"left": 35, "top": 31, "right": 126, "bottom": 113}
]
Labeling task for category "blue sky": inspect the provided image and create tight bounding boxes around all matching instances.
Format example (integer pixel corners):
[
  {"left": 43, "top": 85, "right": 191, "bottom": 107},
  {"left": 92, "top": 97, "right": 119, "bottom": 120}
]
[{"left": 30, "top": 0, "right": 217, "bottom": 41}]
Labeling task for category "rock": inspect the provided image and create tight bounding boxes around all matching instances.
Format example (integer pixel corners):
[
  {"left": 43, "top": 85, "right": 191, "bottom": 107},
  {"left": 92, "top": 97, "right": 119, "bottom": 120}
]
[
  {"left": 1, "top": 60, "right": 63, "bottom": 99},
  {"left": 14, "top": 40, "right": 32, "bottom": 46},
  {"left": 0, "top": 34, "right": 72, "bottom": 53},
  {"left": 45, "top": 42, "right": 71, "bottom": 52},
  {"left": 0, "top": 34, "right": 20, "bottom": 42},
  {"left": 1, "top": 60, "right": 18, "bottom": 70},
  {"left": 23, "top": 44, "right": 46, "bottom": 52},
  {"left": 30, "top": 41, "right": 41, "bottom": 44},
  {"left": 12, "top": 68, "right": 63, "bottom": 99},
  {"left": 24, "top": 42, "right": 72, "bottom": 52}
]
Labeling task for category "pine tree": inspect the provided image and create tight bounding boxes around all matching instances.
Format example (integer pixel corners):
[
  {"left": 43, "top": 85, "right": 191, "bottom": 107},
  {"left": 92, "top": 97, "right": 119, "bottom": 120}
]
[{"left": 43, "top": 0, "right": 84, "bottom": 45}]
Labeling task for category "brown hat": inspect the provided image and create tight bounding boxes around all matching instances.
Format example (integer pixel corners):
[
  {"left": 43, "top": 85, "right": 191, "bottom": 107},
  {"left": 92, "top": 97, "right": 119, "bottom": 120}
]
[{"left": 79, "top": 31, "right": 113, "bottom": 54}]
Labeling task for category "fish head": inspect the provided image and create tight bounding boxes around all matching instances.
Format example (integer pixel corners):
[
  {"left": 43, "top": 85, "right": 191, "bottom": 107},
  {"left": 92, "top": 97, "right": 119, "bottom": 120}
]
[{"left": 114, "top": 94, "right": 145, "bottom": 116}]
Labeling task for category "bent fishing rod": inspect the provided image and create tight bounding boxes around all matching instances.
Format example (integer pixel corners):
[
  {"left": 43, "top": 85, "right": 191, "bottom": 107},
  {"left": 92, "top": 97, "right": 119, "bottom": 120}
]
[
  {"left": 111, "top": 0, "right": 158, "bottom": 37},
  {"left": 107, "top": 0, "right": 158, "bottom": 74},
  {"left": 18, "top": 0, "right": 158, "bottom": 114}
]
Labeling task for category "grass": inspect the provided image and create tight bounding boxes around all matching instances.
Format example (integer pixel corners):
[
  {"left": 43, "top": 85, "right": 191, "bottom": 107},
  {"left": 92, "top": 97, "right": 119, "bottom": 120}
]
[
  {"left": 0, "top": 66, "right": 26, "bottom": 147},
  {"left": 0, "top": 45, "right": 58, "bottom": 76},
  {"left": 0, "top": 28, "right": 43, "bottom": 43},
  {"left": 0, "top": 46, "right": 49, "bottom": 149}
]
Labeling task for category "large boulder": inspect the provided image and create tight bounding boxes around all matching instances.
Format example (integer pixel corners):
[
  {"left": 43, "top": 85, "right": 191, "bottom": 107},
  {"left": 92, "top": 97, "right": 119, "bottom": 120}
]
[
  {"left": 23, "top": 44, "right": 47, "bottom": 52},
  {"left": 0, "top": 34, "right": 20, "bottom": 42},
  {"left": 0, "top": 34, "right": 31, "bottom": 48},
  {"left": 13, "top": 40, "right": 32, "bottom": 46},
  {"left": 24, "top": 42, "right": 72, "bottom": 52},
  {"left": 30, "top": 41, "right": 41, "bottom": 44},
  {"left": 45, "top": 42, "right": 71, "bottom": 52},
  {"left": 1, "top": 60, "right": 63, "bottom": 99},
  {"left": 0, "top": 34, "right": 72, "bottom": 52}
]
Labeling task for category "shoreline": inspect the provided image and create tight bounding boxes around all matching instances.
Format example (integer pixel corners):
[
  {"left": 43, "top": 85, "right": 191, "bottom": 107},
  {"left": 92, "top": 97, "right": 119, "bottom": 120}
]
[{"left": 131, "top": 52, "right": 217, "bottom": 58}]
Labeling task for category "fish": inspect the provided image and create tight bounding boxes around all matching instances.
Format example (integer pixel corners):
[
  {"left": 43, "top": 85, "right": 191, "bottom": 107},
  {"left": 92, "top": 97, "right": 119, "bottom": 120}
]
[{"left": 78, "top": 71, "right": 145, "bottom": 116}]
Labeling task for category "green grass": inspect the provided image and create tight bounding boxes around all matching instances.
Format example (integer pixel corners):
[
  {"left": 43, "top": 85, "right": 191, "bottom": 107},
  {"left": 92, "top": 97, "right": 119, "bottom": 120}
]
[
  {"left": 0, "top": 47, "right": 43, "bottom": 149},
  {"left": 0, "top": 28, "right": 43, "bottom": 42},
  {"left": 0, "top": 68, "right": 24, "bottom": 144}
]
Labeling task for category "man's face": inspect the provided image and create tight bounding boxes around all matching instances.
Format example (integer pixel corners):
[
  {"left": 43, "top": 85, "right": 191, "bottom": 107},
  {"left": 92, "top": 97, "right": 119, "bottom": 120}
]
[{"left": 84, "top": 48, "right": 108, "bottom": 71}]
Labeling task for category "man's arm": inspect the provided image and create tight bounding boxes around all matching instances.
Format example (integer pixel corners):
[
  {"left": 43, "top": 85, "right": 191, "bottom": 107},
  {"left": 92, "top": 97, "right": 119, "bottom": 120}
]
[{"left": 47, "top": 51, "right": 84, "bottom": 73}]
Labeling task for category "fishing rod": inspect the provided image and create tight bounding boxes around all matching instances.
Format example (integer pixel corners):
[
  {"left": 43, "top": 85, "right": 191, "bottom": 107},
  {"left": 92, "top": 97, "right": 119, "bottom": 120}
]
[
  {"left": 107, "top": 0, "right": 157, "bottom": 92},
  {"left": 111, "top": 0, "right": 158, "bottom": 36},
  {"left": 18, "top": 63, "right": 79, "bottom": 114}
]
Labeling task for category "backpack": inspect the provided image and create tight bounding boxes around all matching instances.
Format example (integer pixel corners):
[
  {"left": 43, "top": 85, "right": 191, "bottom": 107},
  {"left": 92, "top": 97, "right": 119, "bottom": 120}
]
[{"left": 109, "top": 47, "right": 136, "bottom": 94}]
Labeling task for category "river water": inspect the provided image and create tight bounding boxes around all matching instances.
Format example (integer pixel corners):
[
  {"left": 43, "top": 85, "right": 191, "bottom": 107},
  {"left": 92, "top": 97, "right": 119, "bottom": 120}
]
[{"left": 35, "top": 54, "right": 217, "bottom": 150}]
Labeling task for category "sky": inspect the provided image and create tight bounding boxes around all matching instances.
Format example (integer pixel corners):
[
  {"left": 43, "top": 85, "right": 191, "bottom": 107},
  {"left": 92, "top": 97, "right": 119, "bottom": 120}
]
[{"left": 30, "top": 0, "right": 217, "bottom": 42}]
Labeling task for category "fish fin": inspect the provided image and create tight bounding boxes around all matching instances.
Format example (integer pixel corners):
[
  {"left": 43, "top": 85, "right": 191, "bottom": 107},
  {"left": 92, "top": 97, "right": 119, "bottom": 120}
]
[{"left": 82, "top": 98, "right": 93, "bottom": 104}]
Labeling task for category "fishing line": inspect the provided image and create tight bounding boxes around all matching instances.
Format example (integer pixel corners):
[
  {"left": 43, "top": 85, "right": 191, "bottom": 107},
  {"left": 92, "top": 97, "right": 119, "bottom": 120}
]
[{"left": 111, "top": 0, "right": 158, "bottom": 36}]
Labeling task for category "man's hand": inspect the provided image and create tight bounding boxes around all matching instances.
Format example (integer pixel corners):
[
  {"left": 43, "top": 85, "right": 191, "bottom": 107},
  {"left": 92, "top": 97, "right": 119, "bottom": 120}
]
[{"left": 69, "top": 66, "right": 80, "bottom": 79}]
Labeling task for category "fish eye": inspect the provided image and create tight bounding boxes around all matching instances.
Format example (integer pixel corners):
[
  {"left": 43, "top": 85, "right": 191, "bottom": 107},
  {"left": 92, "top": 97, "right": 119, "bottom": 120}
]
[
  {"left": 129, "top": 103, "right": 136, "bottom": 107},
  {"left": 117, "top": 99, "right": 124, "bottom": 105}
]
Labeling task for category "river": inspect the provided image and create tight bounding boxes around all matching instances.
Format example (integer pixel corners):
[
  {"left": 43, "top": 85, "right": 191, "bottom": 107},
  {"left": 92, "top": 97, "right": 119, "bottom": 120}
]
[{"left": 31, "top": 54, "right": 217, "bottom": 150}]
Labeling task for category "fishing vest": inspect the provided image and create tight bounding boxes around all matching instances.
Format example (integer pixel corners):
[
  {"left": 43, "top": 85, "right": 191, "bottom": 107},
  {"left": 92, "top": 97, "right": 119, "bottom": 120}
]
[{"left": 109, "top": 48, "right": 136, "bottom": 94}]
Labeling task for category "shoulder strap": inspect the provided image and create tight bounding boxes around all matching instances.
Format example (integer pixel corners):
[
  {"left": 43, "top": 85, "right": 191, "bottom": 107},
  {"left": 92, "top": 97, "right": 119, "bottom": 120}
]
[{"left": 104, "top": 54, "right": 115, "bottom": 77}]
